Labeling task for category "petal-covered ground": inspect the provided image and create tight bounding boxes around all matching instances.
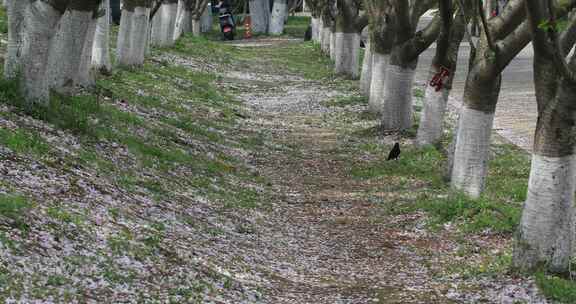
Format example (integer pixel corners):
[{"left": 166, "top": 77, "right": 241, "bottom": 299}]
[{"left": 0, "top": 19, "right": 563, "bottom": 303}]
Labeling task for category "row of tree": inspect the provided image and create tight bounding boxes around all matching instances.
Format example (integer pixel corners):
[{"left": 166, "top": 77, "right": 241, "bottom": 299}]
[
  {"left": 307, "top": 0, "right": 576, "bottom": 276},
  {"left": 3, "top": 0, "right": 212, "bottom": 104}
]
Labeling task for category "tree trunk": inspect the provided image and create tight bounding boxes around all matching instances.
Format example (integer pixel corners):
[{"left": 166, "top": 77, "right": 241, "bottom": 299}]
[
  {"left": 450, "top": 74, "right": 500, "bottom": 197},
  {"left": 334, "top": 32, "right": 360, "bottom": 78},
  {"left": 416, "top": 1, "right": 465, "bottom": 146},
  {"left": 249, "top": 0, "right": 270, "bottom": 34},
  {"left": 76, "top": 16, "right": 99, "bottom": 87},
  {"left": 514, "top": 86, "right": 576, "bottom": 273},
  {"left": 359, "top": 39, "right": 373, "bottom": 95},
  {"left": 416, "top": 74, "right": 450, "bottom": 146},
  {"left": 191, "top": 16, "right": 201, "bottom": 36},
  {"left": 320, "top": 25, "right": 330, "bottom": 54},
  {"left": 181, "top": 8, "right": 192, "bottom": 33},
  {"left": 151, "top": 0, "right": 179, "bottom": 47},
  {"left": 173, "top": 0, "right": 185, "bottom": 40},
  {"left": 21, "top": 1, "right": 63, "bottom": 103},
  {"left": 4, "top": 0, "right": 28, "bottom": 79},
  {"left": 512, "top": 0, "right": 576, "bottom": 274},
  {"left": 48, "top": 7, "right": 98, "bottom": 92},
  {"left": 200, "top": 3, "right": 212, "bottom": 32},
  {"left": 329, "top": 28, "right": 336, "bottom": 60},
  {"left": 368, "top": 52, "right": 389, "bottom": 113},
  {"left": 311, "top": 17, "right": 320, "bottom": 41},
  {"left": 269, "top": 0, "right": 287, "bottom": 35},
  {"left": 380, "top": 62, "right": 416, "bottom": 130},
  {"left": 92, "top": 0, "right": 112, "bottom": 74},
  {"left": 117, "top": 4, "right": 151, "bottom": 67}
]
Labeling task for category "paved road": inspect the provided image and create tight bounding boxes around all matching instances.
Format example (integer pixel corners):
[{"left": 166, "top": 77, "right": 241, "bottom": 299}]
[{"left": 415, "top": 17, "right": 537, "bottom": 152}]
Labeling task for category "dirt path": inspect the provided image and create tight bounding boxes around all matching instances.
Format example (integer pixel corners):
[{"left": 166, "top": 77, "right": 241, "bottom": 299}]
[{"left": 226, "top": 44, "right": 455, "bottom": 303}]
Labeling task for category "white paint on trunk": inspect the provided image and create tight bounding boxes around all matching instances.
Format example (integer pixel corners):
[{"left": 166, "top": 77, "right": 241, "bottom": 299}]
[
  {"left": 359, "top": 39, "right": 373, "bottom": 95},
  {"left": 269, "top": 0, "right": 287, "bottom": 35},
  {"left": 200, "top": 3, "right": 212, "bottom": 32},
  {"left": 249, "top": 0, "right": 270, "bottom": 34},
  {"left": 76, "top": 17, "right": 98, "bottom": 87},
  {"left": 173, "top": 0, "right": 185, "bottom": 40},
  {"left": 117, "top": 7, "right": 150, "bottom": 67},
  {"left": 92, "top": 0, "right": 112, "bottom": 74},
  {"left": 416, "top": 84, "right": 450, "bottom": 146},
  {"left": 381, "top": 64, "right": 416, "bottom": 130},
  {"left": 321, "top": 26, "right": 331, "bottom": 55},
  {"left": 191, "top": 17, "right": 201, "bottom": 36},
  {"left": 334, "top": 32, "right": 360, "bottom": 79},
  {"left": 515, "top": 154, "right": 576, "bottom": 272},
  {"left": 329, "top": 30, "right": 336, "bottom": 60},
  {"left": 21, "top": 1, "right": 62, "bottom": 103},
  {"left": 4, "top": 0, "right": 28, "bottom": 79},
  {"left": 151, "top": 3, "right": 178, "bottom": 47},
  {"left": 450, "top": 106, "right": 495, "bottom": 198},
  {"left": 180, "top": 8, "right": 192, "bottom": 33},
  {"left": 311, "top": 17, "right": 319, "bottom": 42},
  {"left": 368, "top": 52, "right": 389, "bottom": 113},
  {"left": 47, "top": 9, "right": 94, "bottom": 92}
]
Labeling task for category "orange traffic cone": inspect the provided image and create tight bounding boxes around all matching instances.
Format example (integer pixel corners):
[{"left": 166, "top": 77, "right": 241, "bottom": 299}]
[{"left": 244, "top": 16, "right": 253, "bottom": 39}]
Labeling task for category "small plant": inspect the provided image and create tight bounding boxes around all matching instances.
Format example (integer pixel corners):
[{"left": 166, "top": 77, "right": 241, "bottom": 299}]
[{"left": 536, "top": 272, "right": 576, "bottom": 303}]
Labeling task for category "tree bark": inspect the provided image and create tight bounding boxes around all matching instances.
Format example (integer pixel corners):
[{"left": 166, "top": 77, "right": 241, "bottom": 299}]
[
  {"left": 249, "top": 0, "right": 270, "bottom": 34},
  {"left": 21, "top": 1, "right": 63, "bottom": 104},
  {"left": 92, "top": 0, "right": 112, "bottom": 74},
  {"left": 513, "top": 0, "right": 576, "bottom": 275},
  {"left": 117, "top": 1, "right": 151, "bottom": 67},
  {"left": 360, "top": 38, "right": 373, "bottom": 95},
  {"left": 269, "top": 0, "right": 288, "bottom": 34},
  {"left": 4, "top": 0, "right": 29, "bottom": 79},
  {"left": 416, "top": 0, "right": 466, "bottom": 146},
  {"left": 151, "top": 0, "right": 179, "bottom": 47}
]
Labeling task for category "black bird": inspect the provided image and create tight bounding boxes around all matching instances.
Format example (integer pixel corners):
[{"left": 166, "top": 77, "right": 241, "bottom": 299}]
[
  {"left": 387, "top": 143, "right": 401, "bottom": 161},
  {"left": 304, "top": 25, "right": 312, "bottom": 41}
]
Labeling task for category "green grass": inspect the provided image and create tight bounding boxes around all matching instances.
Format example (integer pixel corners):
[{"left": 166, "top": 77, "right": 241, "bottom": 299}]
[
  {"left": 0, "top": 127, "right": 50, "bottom": 156},
  {"left": 417, "top": 192, "right": 521, "bottom": 233},
  {"left": 0, "top": 194, "right": 32, "bottom": 231},
  {"left": 323, "top": 95, "right": 367, "bottom": 107},
  {"left": 536, "top": 272, "right": 576, "bottom": 303},
  {"left": 350, "top": 145, "right": 446, "bottom": 189}
]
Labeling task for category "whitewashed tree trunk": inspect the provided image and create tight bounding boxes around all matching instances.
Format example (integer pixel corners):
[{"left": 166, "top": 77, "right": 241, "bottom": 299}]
[
  {"left": 92, "top": 0, "right": 112, "bottom": 74},
  {"left": 151, "top": 2, "right": 178, "bottom": 47},
  {"left": 173, "top": 0, "right": 185, "bottom": 40},
  {"left": 513, "top": 155, "right": 576, "bottom": 273},
  {"left": 117, "top": 6, "right": 151, "bottom": 67},
  {"left": 381, "top": 64, "right": 416, "bottom": 130},
  {"left": 450, "top": 106, "right": 495, "bottom": 198},
  {"left": 249, "top": 0, "right": 270, "bottom": 34},
  {"left": 368, "top": 52, "right": 389, "bottom": 113},
  {"left": 329, "top": 30, "right": 336, "bottom": 59},
  {"left": 47, "top": 9, "right": 96, "bottom": 92},
  {"left": 321, "top": 26, "right": 331, "bottom": 54},
  {"left": 191, "top": 17, "right": 201, "bottom": 36},
  {"left": 359, "top": 39, "right": 373, "bottom": 95},
  {"left": 200, "top": 3, "right": 212, "bottom": 32},
  {"left": 269, "top": 0, "right": 287, "bottom": 35},
  {"left": 76, "top": 17, "right": 98, "bottom": 87},
  {"left": 334, "top": 32, "right": 360, "bottom": 78},
  {"left": 416, "top": 82, "right": 450, "bottom": 146},
  {"left": 4, "top": 0, "right": 29, "bottom": 79},
  {"left": 21, "top": 1, "right": 62, "bottom": 103},
  {"left": 313, "top": 18, "right": 322, "bottom": 42},
  {"left": 311, "top": 17, "right": 319, "bottom": 42},
  {"left": 181, "top": 8, "right": 192, "bottom": 33}
]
